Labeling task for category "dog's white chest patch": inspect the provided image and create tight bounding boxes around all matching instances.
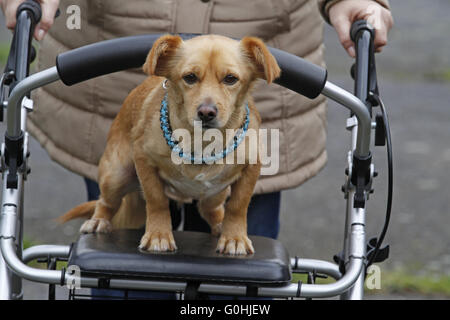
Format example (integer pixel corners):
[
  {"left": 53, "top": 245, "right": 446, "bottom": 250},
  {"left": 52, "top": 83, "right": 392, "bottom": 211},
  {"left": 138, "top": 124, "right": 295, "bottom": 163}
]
[
  {"left": 194, "top": 173, "right": 206, "bottom": 181},
  {"left": 194, "top": 173, "right": 213, "bottom": 188},
  {"left": 160, "top": 167, "right": 234, "bottom": 202}
]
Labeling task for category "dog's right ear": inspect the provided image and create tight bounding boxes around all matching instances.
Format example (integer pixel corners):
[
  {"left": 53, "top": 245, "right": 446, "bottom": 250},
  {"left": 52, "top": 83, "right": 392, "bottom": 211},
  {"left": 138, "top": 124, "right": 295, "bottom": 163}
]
[{"left": 143, "top": 35, "right": 183, "bottom": 77}]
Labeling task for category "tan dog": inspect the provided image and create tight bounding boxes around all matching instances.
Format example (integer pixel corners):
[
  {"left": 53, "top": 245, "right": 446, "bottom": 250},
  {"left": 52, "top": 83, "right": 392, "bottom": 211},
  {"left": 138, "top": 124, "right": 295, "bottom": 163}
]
[{"left": 59, "top": 34, "right": 280, "bottom": 255}]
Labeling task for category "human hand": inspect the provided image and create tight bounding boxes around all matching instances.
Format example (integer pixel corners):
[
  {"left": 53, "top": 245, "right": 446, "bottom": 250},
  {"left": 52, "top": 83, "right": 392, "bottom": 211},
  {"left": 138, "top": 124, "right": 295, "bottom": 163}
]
[
  {"left": 0, "top": 0, "right": 59, "bottom": 40},
  {"left": 328, "top": 0, "right": 393, "bottom": 57}
]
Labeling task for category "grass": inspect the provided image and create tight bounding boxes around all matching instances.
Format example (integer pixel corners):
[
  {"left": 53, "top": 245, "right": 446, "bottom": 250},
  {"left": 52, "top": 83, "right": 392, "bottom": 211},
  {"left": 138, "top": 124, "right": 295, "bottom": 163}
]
[
  {"left": 291, "top": 268, "right": 450, "bottom": 298},
  {"left": 380, "top": 271, "right": 450, "bottom": 297},
  {"left": 0, "top": 42, "right": 10, "bottom": 65},
  {"left": 22, "top": 237, "right": 35, "bottom": 251},
  {"left": 423, "top": 69, "right": 450, "bottom": 82}
]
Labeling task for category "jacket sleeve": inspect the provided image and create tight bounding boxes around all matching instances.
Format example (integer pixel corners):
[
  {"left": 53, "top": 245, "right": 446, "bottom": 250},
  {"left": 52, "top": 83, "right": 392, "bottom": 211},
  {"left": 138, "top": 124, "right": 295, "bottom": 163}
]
[{"left": 318, "top": 0, "right": 390, "bottom": 24}]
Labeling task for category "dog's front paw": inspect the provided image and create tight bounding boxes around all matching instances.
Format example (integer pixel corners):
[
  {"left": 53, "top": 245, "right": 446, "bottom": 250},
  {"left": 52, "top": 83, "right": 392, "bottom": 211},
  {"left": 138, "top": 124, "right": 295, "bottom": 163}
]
[
  {"left": 80, "top": 218, "right": 112, "bottom": 234},
  {"left": 139, "top": 230, "right": 177, "bottom": 252},
  {"left": 216, "top": 234, "right": 254, "bottom": 255}
]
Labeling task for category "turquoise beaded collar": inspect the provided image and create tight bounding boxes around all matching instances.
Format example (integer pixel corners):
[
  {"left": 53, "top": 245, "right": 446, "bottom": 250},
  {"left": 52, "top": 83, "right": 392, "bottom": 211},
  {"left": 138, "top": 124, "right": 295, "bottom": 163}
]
[{"left": 160, "top": 93, "right": 250, "bottom": 164}]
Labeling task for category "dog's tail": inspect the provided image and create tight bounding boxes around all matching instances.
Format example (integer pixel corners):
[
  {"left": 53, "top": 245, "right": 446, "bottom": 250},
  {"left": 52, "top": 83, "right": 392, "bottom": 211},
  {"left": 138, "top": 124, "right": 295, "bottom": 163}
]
[{"left": 57, "top": 201, "right": 97, "bottom": 223}]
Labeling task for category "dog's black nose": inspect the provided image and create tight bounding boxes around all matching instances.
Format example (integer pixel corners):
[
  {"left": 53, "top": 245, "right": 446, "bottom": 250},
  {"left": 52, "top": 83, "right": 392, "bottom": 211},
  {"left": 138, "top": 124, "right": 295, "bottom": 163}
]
[{"left": 197, "top": 104, "right": 217, "bottom": 123}]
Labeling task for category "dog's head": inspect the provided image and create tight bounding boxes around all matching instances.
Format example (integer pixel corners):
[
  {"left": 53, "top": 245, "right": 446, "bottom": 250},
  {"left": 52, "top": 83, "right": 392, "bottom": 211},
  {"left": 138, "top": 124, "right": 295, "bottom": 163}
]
[{"left": 143, "top": 34, "right": 281, "bottom": 129}]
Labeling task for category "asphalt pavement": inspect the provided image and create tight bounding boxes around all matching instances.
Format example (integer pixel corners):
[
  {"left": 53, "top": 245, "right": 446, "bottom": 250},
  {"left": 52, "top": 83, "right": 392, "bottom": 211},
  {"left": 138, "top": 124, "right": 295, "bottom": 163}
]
[{"left": 0, "top": 0, "right": 449, "bottom": 299}]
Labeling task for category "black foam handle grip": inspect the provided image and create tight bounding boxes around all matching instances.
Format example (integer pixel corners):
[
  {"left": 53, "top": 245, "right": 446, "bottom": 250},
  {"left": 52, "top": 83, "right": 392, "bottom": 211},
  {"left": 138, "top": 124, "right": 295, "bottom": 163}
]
[
  {"left": 56, "top": 34, "right": 327, "bottom": 99},
  {"left": 16, "top": 0, "right": 42, "bottom": 23},
  {"left": 350, "top": 20, "right": 375, "bottom": 43},
  {"left": 269, "top": 47, "right": 327, "bottom": 99}
]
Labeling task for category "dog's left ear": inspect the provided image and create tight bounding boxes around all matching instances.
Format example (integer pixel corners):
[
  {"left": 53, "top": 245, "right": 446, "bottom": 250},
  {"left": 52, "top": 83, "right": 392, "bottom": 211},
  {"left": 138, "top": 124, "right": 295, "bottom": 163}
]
[
  {"left": 240, "top": 37, "right": 281, "bottom": 84},
  {"left": 143, "top": 34, "right": 184, "bottom": 77}
]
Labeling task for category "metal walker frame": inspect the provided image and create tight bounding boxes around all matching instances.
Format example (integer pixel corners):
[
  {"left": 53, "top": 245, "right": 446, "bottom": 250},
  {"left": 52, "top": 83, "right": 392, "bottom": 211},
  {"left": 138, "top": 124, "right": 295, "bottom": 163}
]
[{"left": 0, "top": 2, "right": 390, "bottom": 300}]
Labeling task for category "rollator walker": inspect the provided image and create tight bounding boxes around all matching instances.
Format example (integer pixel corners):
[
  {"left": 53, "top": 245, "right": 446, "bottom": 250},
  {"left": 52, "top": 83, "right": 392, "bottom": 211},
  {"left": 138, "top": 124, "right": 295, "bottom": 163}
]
[{"left": 0, "top": 1, "right": 392, "bottom": 300}]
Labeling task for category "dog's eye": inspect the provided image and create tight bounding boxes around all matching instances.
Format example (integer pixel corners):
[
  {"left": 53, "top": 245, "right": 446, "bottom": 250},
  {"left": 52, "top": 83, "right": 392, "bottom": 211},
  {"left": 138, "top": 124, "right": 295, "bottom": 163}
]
[
  {"left": 223, "top": 74, "right": 239, "bottom": 85},
  {"left": 182, "top": 73, "right": 198, "bottom": 85}
]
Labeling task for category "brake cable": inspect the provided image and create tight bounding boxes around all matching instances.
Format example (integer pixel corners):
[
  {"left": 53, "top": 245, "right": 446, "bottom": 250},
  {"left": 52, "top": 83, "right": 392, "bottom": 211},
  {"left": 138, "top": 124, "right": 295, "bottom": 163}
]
[{"left": 367, "top": 91, "right": 393, "bottom": 267}]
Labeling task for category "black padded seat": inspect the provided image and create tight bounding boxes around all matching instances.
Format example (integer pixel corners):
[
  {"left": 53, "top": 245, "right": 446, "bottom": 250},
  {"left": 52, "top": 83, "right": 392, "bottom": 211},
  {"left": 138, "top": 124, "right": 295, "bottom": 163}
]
[{"left": 68, "top": 230, "right": 291, "bottom": 286}]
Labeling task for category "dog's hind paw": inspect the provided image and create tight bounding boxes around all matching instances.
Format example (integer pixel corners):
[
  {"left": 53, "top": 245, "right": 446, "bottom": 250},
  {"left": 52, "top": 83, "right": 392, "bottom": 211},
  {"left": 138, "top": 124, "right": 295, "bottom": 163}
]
[
  {"left": 80, "top": 218, "right": 112, "bottom": 234},
  {"left": 139, "top": 231, "right": 177, "bottom": 252},
  {"left": 216, "top": 234, "right": 254, "bottom": 255}
]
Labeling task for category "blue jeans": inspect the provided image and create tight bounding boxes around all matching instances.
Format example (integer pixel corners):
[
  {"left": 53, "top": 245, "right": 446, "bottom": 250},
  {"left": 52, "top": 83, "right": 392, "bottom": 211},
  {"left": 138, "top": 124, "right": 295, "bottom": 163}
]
[{"left": 84, "top": 178, "right": 281, "bottom": 299}]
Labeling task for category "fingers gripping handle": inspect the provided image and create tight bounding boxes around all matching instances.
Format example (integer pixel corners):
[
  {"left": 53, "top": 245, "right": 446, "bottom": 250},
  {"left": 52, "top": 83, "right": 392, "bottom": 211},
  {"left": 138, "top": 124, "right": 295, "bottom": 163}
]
[{"left": 55, "top": 34, "right": 327, "bottom": 99}]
